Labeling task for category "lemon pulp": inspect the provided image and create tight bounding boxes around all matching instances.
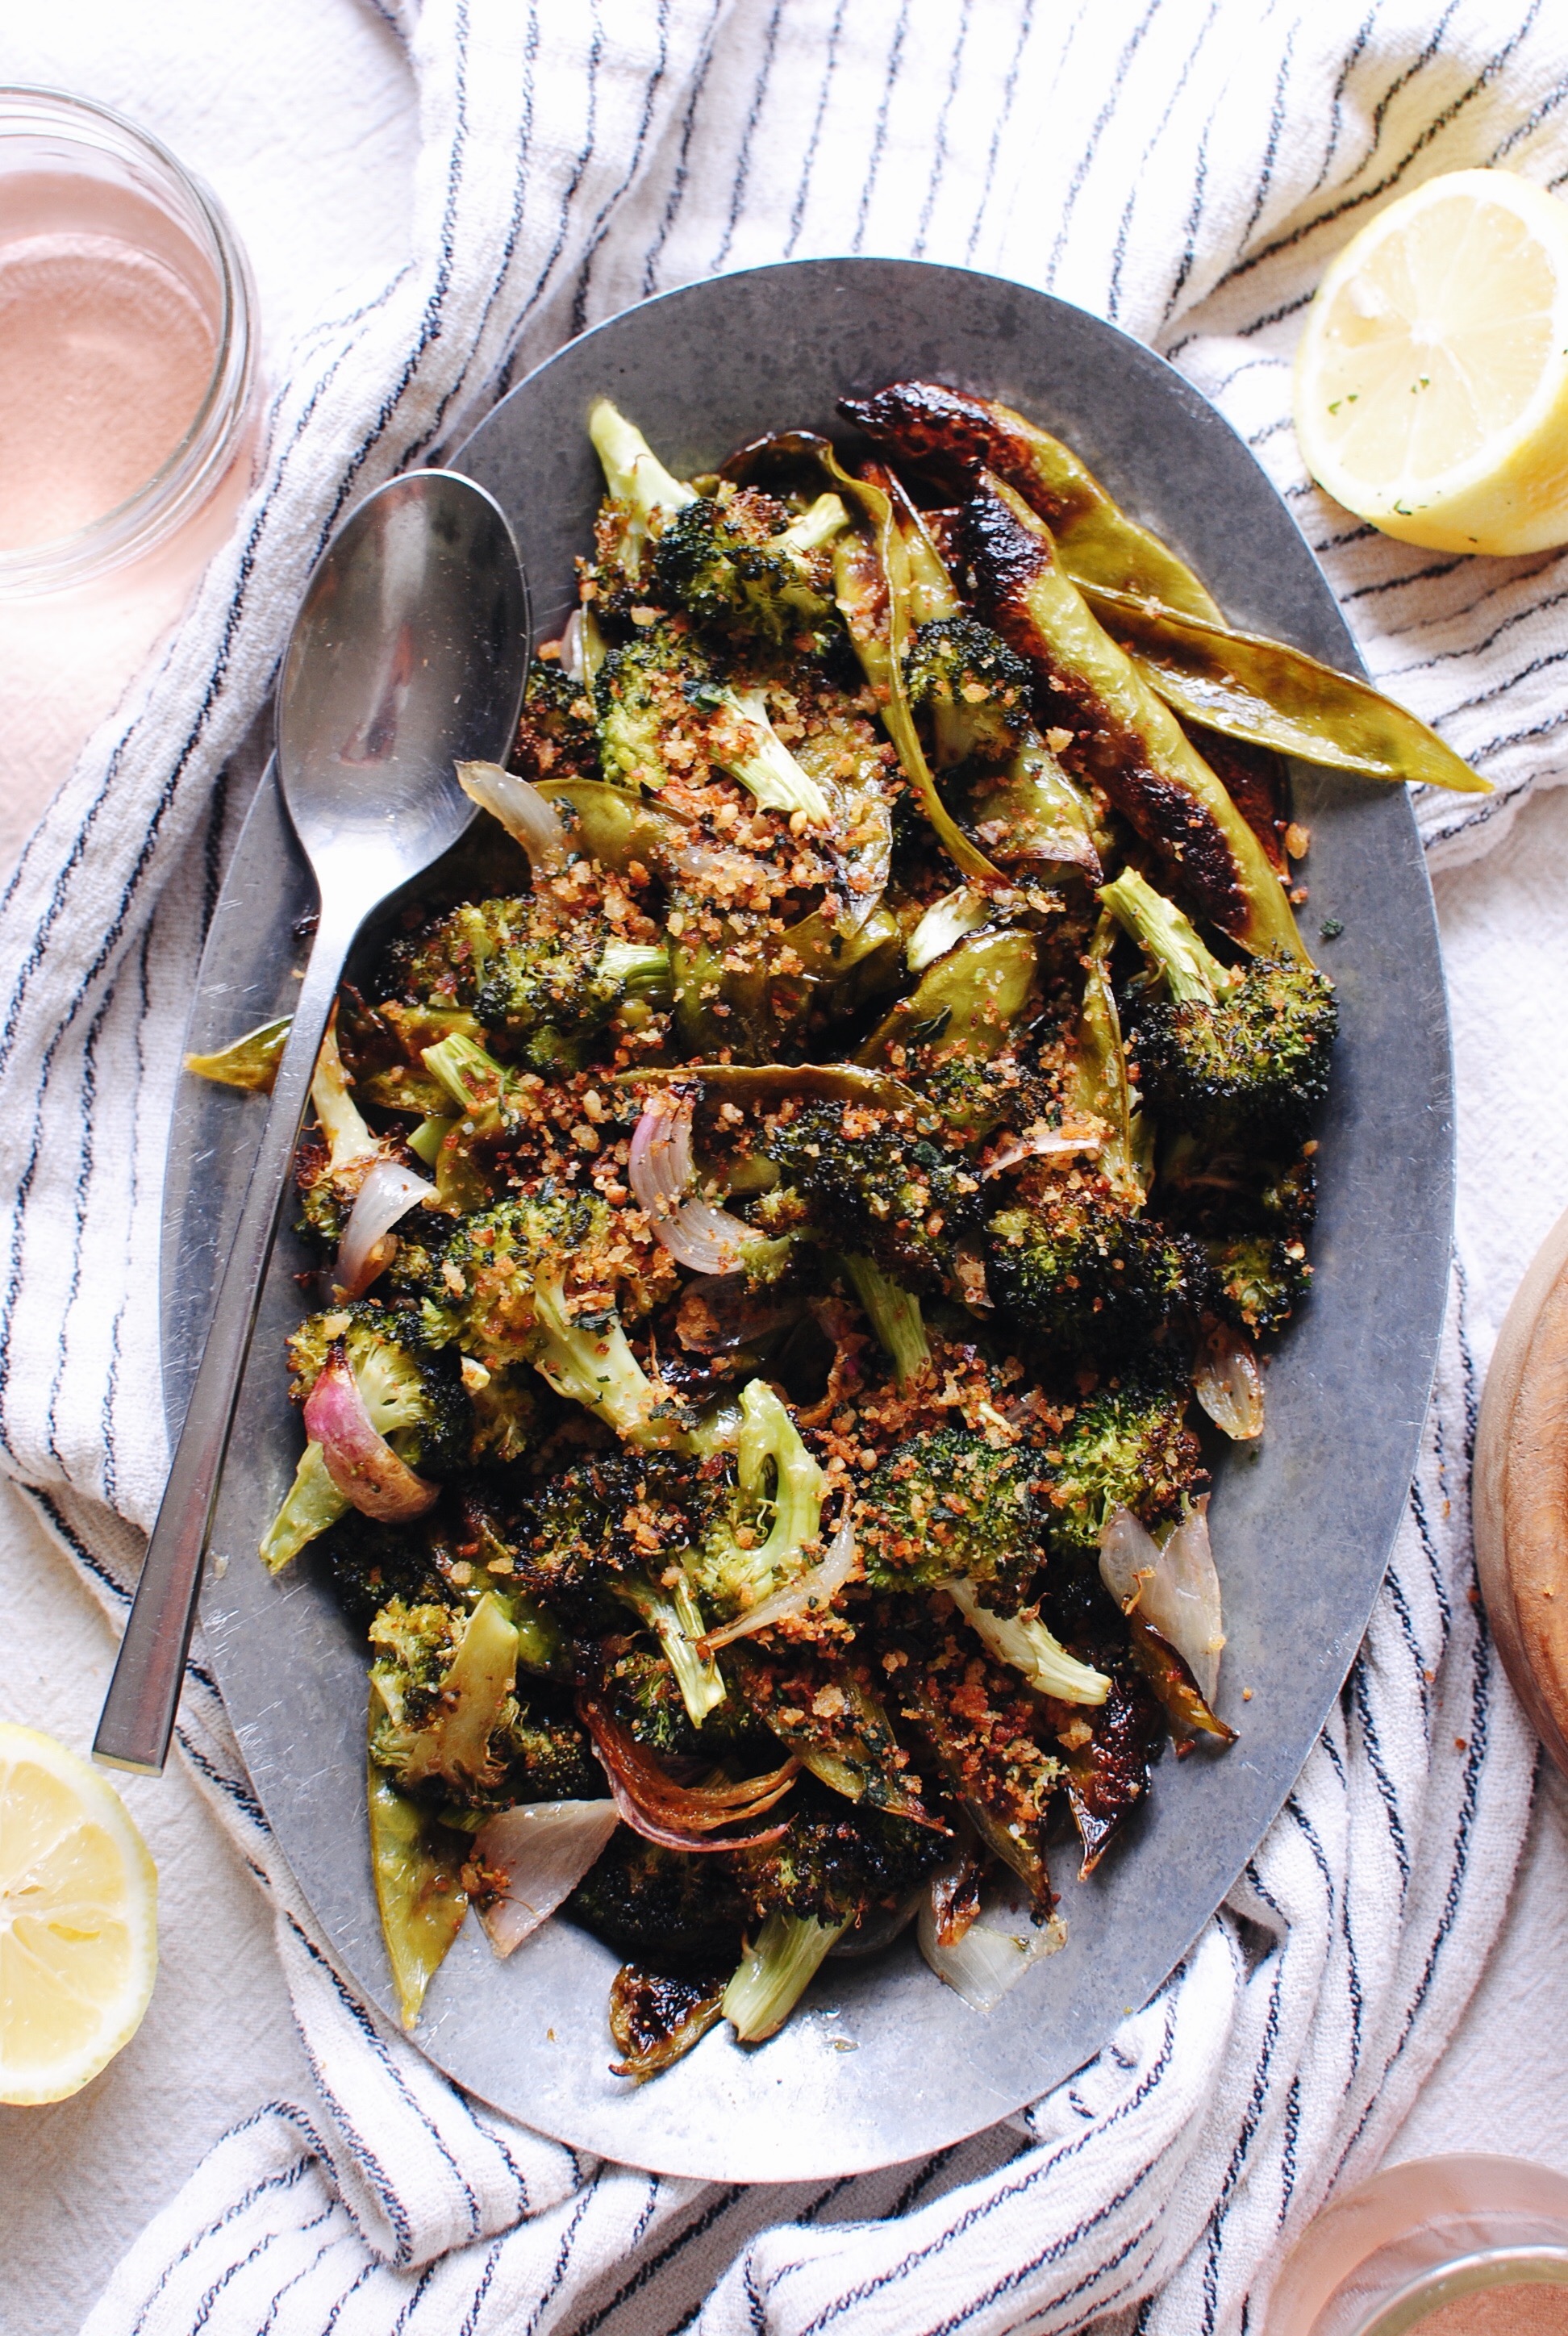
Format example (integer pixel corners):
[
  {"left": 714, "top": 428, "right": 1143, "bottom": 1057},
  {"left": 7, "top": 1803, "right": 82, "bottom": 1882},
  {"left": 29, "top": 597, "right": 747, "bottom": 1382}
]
[
  {"left": 1294, "top": 169, "right": 1568, "bottom": 554},
  {"left": 0, "top": 1723, "right": 158, "bottom": 2104}
]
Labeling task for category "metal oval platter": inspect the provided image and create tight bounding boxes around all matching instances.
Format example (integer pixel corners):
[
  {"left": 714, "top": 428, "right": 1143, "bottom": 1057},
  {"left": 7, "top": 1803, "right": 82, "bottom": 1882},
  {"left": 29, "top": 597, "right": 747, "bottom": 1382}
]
[{"left": 164, "top": 259, "right": 1453, "bottom": 2184}]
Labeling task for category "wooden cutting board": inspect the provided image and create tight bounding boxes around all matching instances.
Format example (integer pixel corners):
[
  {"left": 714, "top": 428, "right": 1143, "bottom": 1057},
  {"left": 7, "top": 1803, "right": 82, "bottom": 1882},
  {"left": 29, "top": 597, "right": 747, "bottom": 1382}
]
[{"left": 1473, "top": 1204, "right": 1568, "bottom": 1777}]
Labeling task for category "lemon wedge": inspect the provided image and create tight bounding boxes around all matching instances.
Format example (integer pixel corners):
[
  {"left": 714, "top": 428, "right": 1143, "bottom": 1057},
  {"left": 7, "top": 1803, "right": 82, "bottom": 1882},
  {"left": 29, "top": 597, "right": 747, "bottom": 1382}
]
[
  {"left": 1294, "top": 169, "right": 1568, "bottom": 553},
  {"left": 1, "top": 1723, "right": 158, "bottom": 2104}
]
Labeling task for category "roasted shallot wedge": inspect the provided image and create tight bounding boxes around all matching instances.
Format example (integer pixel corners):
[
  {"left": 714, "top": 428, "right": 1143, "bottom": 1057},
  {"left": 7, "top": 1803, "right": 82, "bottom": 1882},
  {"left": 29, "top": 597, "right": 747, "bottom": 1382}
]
[
  {"left": 918, "top": 1880, "right": 1066, "bottom": 2013},
  {"left": 578, "top": 1692, "right": 799, "bottom": 1852},
  {"left": 336, "top": 1159, "right": 438, "bottom": 1299},
  {"left": 473, "top": 1800, "right": 620, "bottom": 1957},
  {"left": 302, "top": 1343, "right": 439, "bottom": 1522},
  {"left": 628, "top": 1088, "right": 771, "bottom": 1277},
  {"left": 456, "top": 759, "right": 573, "bottom": 874}
]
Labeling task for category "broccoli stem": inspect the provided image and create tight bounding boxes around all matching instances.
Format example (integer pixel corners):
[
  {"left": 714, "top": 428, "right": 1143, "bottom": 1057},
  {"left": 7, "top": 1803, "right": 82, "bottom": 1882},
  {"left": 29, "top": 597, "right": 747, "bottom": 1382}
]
[
  {"left": 779, "top": 491, "right": 850, "bottom": 557},
  {"left": 843, "top": 1254, "right": 931, "bottom": 1387},
  {"left": 722, "top": 1910, "right": 852, "bottom": 2042},
  {"left": 614, "top": 1573, "right": 728, "bottom": 1724},
  {"left": 407, "top": 1114, "right": 454, "bottom": 1166},
  {"left": 599, "top": 939, "right": 673, "bottom": 997},
  {"left": 421, "top": 1032, "right": 509, "bottom": 1114},
  {"left": 1099, "top": 867, "right": 1239, "bottom": 1006},
  {"left": 587, "top": 399, "right": 695, "bottom": 580},
  {"left": 946, "top": 1579, "right": 1111, "bottom": 1708},
  {"left": 707, "top": 686, "right": 835, "bottom": 828},
  {"left": 529, "top": 1260, "right": 688, "bottom": 1450}
]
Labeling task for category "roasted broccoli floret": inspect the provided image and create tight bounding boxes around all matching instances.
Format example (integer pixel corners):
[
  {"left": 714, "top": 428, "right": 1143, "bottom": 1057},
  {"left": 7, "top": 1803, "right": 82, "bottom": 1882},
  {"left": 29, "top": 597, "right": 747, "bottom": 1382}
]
[
  {"left": 260, "top": 1306, "right": 472, "bottom": 1572},
  {"left": 586, "top": 399, "right": 696, "bottom": 606},
  {"left": 368, "top": 1592, "right": 520, "bottom": 1800},
  {"left": 1101, "top": 867, "right": 1337, "bottom": 1144},
  {"left": 766, "top": 1100, "right": 982, "bottom": 1295},
  {"left": 855, "top": 1428, "right": 1045, "bottom": 1611},
  {"left": 381, "top": 895, "right": 668, "bottom": 1065},
  {"left": 686, "top": 1379, "right": 825, "bottom": 1622},
  {"left": 567, "top": 1831, "right": 749, "bottom": 1965},
  {"left": 1040, "top": 1370, "right": 1206, "bottom": 1558},
  {"left": 519, "top": 1450, "right": 728, "bottom": 1721},
  {"left": 512, "top": 655, "right": 600, "bottom": 785},
  {"left": 653, "top": 485, "right": 846, "bottom": 644},
  {"left": 432, "top": 1191, "right": 684, "bottom": 1446},
  {"left": 1207, "top": 1230, "right": 1312, "bottom": 1335},
  {"left": 729, "top": 1785, "right": 948, "bottom": 1928},
  {"left": 315, "top": 1509, "right": 453, "bottom": 1629},
  {"left": 593, "top": 624, "right": 833, "bottom": 826},
  {"left": 986, "top": 1175, "right": 1208, "bottom": 1358},
  {"left": 903, "top": 615, "right": 1034, "bottom": 769},
  {"left": 1161, "top": 1137, "right": 1317, "bottom": 1336},
  {"left": 497, "top": 1699, "right": 602, "bottom": 1803}
]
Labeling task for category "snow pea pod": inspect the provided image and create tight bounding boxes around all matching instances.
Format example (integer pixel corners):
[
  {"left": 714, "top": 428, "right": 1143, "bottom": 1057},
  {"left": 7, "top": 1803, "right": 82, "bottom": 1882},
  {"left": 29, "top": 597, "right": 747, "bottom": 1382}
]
[
  {"left": 1080, "top": 582, "right": 1488, "bottom": 795},
  {"left": 964, "top": 473, "right": 1308, "bottom": 964},
  {"left": 840, "top": 379, "right": 1222, "bottom": 624}
]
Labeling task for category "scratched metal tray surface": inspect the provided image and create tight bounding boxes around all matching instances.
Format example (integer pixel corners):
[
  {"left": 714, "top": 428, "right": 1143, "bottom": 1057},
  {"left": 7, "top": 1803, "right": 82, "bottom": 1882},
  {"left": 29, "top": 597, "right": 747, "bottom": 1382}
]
[{"left": 161, "top": 259, "right": 1453, "bottom": 2183}]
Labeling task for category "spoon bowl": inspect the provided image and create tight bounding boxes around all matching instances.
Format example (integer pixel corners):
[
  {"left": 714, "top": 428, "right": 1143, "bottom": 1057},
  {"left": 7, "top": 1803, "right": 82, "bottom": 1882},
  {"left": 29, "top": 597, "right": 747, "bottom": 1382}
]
[
  {"left": 94, "top": 467, "right": 527, "bottom": 1775},
  {"left": 277, "top": 470, "right": 527, "bottom": 887}
]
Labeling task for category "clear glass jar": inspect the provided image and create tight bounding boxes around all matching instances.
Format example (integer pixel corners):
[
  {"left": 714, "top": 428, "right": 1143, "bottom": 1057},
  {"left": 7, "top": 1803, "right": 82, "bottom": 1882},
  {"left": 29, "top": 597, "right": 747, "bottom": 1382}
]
[
  {"left": 0, "top": 86, "right": 257, "bottom": 596},
  {"left": 1268, "top": 2156, "right": 1568, "bottom": 2336}
]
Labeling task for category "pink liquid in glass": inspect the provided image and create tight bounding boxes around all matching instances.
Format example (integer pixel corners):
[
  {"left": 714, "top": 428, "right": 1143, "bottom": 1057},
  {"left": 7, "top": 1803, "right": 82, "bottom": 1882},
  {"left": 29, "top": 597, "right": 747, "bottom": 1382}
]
[
  {"left": 0, "top": 171, "right": 219, "bottom": 553},
  {"left": 0, "top": 225, "right": 214, "bottom": 549}
]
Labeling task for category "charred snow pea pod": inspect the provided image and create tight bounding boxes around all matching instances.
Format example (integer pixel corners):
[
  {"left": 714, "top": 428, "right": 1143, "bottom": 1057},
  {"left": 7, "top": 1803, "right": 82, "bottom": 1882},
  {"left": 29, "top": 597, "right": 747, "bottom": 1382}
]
[
  {"left": 839, "top": 379, "right": 1222, "bottom": 623},
  {"left": 365, "top": 1698, "right": 469, "bottom": 2026},
  {"left": 964, "top": 473, "right": 1308, "bottom": 963},
  {"left": 1061, "top": 1675, "right": 1162, "bottom": 1879},
  {"left": 1079, "top": 583, "right": 1487, "bottom": 795},
  {"left": 855, "top": 928, "right": 1040, "bottom": 1068},
  {"left": 720, "top": 427, "right": 1003, "bottom": 884},
  {"left": 185, "top": 1015, "right": 292, "bottom": 1095}
]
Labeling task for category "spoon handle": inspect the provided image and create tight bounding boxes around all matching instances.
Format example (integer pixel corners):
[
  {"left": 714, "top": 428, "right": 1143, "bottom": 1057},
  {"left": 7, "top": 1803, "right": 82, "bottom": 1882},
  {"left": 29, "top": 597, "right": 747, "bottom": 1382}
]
[{"left": 94, "top": 898, "right": 360, "bottom": 1775}]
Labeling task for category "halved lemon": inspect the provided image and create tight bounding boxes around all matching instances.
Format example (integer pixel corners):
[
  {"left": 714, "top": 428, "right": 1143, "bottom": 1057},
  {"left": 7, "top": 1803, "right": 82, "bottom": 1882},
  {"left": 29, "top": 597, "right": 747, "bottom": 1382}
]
[
  {"left": 1, "top": 1723, "right": 158, "bottom": 2104},
  {"left": 1294, "top": 169, "right": 1568, "bottom": 553}
]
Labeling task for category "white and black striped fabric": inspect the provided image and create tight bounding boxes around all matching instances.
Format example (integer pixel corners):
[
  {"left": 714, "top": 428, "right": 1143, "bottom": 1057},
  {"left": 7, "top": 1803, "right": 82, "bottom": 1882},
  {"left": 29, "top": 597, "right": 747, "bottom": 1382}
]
[{"left": 6, "top": 2, "right": 1562, "bottom": 2329}]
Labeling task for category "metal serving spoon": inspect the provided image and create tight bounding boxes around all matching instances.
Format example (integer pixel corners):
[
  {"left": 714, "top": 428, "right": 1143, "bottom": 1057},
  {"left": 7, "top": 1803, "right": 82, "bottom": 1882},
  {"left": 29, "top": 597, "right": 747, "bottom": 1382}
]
[{"left": 95, "top": 469, "right": 528, "bottom": 1775}]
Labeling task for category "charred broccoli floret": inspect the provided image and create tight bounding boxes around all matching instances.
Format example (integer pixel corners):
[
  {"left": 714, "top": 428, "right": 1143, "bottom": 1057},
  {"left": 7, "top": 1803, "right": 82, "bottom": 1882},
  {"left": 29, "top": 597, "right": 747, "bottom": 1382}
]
[
  {"left": 903, "top": 615, "right": 1033, "bottom": 769},
  {"left": 512, "top": 656, "right": 601, "bottom": 785},
  {"left": 381, "top": 895, "right": 669, "bottom": 1064},
  {"left": 1040, "top": 1370, "right": 1206, "bottom": 1558},
  {"left": 368, "top": 1592, "right": 520, "bottom": 1800},
  {"left": 431, "top": 1191, "right": 684, "bottom": 1446},
  {"left": 855, "top": 1428, "right": 1045, "bottom": 1610},
  {"left": 1161, "top": 1137, "right": 1317, "bottom": 1336},
  {"left": 986, "top": 1174, "right": 1208, "bottom": 1358},
  {"left": 519, "top": 1450, "right": 728, "bottom": 1721},
  {"left": 653, "top": 485, "right": 847, "bottom": 645},
  {"left": 719, "top": 1786, "right": 948, "bottom": 2040},
  {"left": 1101, "top": 868, "right": 1337, "bottom": 1144},
  {"left": 594, "top": 624, "right": 833, "bottom": 826},
  {"left": 766, "top": 1100, "right": 982, "bottom": 1295},
  {"left": 567, "top": 1831, "right": 749, "bottom": 1965}
]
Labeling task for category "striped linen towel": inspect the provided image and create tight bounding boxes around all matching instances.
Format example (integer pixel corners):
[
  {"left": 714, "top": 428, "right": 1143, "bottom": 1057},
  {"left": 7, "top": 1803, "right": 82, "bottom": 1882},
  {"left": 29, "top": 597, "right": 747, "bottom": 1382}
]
[{"left": 2, "top": 1, "right": 1560, "bottom": 2327}]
